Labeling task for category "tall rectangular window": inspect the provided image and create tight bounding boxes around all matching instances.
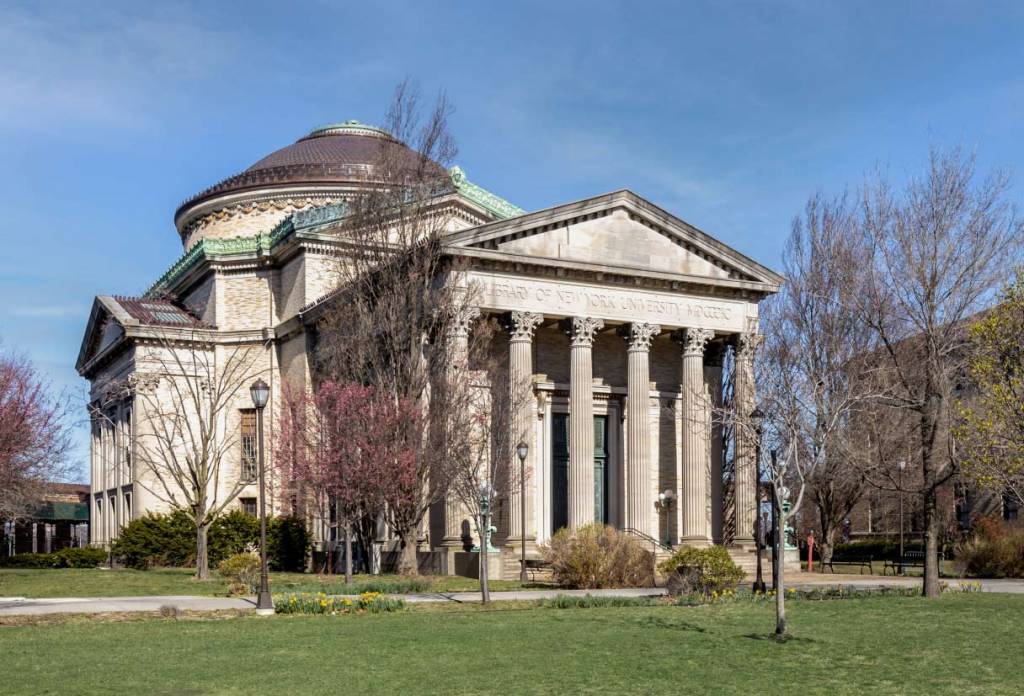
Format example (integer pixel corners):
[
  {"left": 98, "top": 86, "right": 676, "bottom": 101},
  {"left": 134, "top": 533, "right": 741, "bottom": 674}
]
[
  {"left": 240, "top": 497, "right": 257, "bottom": 517},
  {"left": 240, "top": 409, "right": 258, "bottom": 480}
]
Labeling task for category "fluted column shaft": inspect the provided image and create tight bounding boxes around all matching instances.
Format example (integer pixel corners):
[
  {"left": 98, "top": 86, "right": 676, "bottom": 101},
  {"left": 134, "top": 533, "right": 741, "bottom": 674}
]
[
  {"left": 733, "top": 330, "right": 761, "bottom": 546},
  {"left": 705, "top": 344, "right": 726, "bottom": 544},
  {"left": 622, "top": 322, "right": 660, "bottom": 536},
  {"left": 442, "top": 307, "right": 480, "bottom": 547},
  {"left": 679, "top": 328, "right": 714, "bottom": 547},
  {"left": 566, "top": 317, "right": 603, "bottom": 528},
  {"left": 506, "top": 312, "right": 543, "bottom": 546}
]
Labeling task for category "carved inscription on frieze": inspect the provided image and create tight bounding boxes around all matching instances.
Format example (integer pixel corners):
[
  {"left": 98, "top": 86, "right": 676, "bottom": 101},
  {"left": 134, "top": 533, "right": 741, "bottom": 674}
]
[{"left": 471, "top": 272, "right": 747, "bottom": 331}]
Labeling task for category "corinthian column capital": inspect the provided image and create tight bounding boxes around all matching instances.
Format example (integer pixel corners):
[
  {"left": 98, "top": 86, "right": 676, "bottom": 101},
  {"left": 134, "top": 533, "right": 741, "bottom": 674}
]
[
  {"left": 736, "top": 331, "right": 764, "bottom": 362},
  {"left": 505, "top": 311, "right": 544, "bottom": 342},
  {"left": 618, "top": 322, "right": 661, "bottom": 352},
  {"left": 672, "top": 327, "right": 715, "bottom": 357},
  {"left": 563, "top": 316, "right": 604, "bottom": 347},
  {"left": 451, "top": 306, "right": 481, "bottom": 339}
]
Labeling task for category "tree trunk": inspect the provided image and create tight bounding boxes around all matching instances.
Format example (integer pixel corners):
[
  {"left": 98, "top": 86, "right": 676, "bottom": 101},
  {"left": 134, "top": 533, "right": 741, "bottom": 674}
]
[
  {"left": 196, "top": 523, "right": 210, "bottom": 580},
  {"left": 920, "top": 390, "right": 942, "bottom": 599},
  {"left": 397, "top": 537, "right": 419, "bottom": 576},
  {"left": 818, "top": 537, "right": 835, "bottom": 565},
  {"left": 922, "top": 485, "right": 942, "bottom": 598},
  {"left": 344, "top": 519, "right": 353, "bottom": 585}
]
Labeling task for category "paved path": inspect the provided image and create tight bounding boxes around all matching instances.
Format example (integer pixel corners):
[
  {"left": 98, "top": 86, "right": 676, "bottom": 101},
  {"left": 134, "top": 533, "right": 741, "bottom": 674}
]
[{"left": 2, "top": 575, "right": 1022, "bottom": 616}]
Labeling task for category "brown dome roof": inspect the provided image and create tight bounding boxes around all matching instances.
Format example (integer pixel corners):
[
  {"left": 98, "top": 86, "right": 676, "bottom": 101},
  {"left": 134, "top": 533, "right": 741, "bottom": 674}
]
[{"left": 175, "top": 121, "right": 435, "bottom": 226}]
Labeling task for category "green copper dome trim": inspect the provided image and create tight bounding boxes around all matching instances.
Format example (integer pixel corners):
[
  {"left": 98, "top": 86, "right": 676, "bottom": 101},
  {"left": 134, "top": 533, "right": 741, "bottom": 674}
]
[
  {"left": 146, "top": 204, "right": 350, "bottom": 297},
  {"left": 147, "top": 166, "right": 523, "bottom": 297},
  {"left": 449, "top": 166, "right": 524, "bottom": 220},
  {"left": 303, "top": 120, "right": 392, "bottom": 140}
]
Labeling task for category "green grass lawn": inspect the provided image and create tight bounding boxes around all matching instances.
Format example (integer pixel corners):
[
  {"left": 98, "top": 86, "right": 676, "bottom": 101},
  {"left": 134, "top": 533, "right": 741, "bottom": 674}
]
[
  {"left": 0, "top": 567, "right": 538, "bottom": 598},
  {"left": 0, "top": 594, "right": 1020, "bottom": 694}
]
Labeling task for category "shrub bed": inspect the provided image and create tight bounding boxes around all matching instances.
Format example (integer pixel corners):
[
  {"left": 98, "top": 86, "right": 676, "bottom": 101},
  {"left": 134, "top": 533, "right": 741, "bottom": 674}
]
[
  {"left": 541, "top": 523, "right": 654, "bottom": 589},
  {"left": 955, "top": 516, "right": 1024, "bottom": 578},
  {"left": 111, "top": 509, "right": 310, "bottom": 571},
  {"left": 218, "top": 550, "right": 261, "bottom": 595},
  {"left": 657, "top": 546, "right": 744, "bottom": 597}
]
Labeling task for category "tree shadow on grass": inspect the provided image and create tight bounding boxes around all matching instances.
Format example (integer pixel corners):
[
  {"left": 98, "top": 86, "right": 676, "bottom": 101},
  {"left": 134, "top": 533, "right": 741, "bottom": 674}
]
[
  {"left": 636, "top": 616, "right": 707, "bottom": 633},
  {"left": 741, "top": 632, "right": 816, "bottom": 644}
]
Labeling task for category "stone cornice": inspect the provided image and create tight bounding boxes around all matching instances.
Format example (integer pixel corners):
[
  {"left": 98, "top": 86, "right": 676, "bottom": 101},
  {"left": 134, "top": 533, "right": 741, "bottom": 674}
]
[{"left": 446, "top": 246, "right": 775, "bottom": 299}]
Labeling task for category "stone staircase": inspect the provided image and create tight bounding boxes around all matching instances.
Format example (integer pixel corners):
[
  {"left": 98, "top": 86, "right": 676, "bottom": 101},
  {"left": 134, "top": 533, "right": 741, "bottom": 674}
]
[{"left": 727, "top": 545, "right": 773, "bottom": 580}]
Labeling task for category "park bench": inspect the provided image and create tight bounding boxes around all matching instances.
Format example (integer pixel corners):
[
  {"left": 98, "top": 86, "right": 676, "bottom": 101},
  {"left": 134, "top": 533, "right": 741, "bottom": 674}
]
[
  {"left": 883, "top": 550, "right": 925, "bottom": 575},
  {"left": 825, "top": 554, "right": 874, "bottom": 574},
  {"left": 522, "top": 558, "right": 552, "bottom": 581}
]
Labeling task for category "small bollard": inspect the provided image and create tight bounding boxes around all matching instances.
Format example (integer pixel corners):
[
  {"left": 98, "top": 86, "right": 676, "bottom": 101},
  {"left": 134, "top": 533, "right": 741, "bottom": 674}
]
[{"left": 807, "top": 530, "right": 815, "bottom": 573}]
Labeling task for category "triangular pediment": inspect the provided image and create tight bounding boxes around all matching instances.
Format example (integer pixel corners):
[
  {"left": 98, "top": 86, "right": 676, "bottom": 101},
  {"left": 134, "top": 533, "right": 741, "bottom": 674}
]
[
  {"left": 76, "top": 296, "right": 133, "bottom": 375},
  {"left": 444, "top": 190, "right": 783, "bottom": 290}
]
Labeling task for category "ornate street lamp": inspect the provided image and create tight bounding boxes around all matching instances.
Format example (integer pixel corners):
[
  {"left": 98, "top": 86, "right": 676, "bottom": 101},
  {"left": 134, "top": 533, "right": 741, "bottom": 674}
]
[
  {"left": 654, "top": 490, "right": 676, "bottom": 548},
  {"left": 750, "top": 407, "right": 766, "bottom": 594},
  {"left": 516, "top": 441, "right": 529, "bottom": 582},
  {"left": 249, "top": 378, "right": 274, "bottom": 616}
]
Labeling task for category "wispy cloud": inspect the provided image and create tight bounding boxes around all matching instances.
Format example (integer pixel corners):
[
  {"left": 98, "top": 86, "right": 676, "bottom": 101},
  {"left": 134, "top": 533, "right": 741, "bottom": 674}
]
[{"left": 0, "top": 3, "right": 237, "bottom": 133}]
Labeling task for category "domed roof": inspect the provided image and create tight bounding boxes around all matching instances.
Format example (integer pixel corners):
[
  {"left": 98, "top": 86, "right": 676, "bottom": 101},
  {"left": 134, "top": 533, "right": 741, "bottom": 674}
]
[{"left": 175, "top": 120, "right": 434, "bottom": 227}]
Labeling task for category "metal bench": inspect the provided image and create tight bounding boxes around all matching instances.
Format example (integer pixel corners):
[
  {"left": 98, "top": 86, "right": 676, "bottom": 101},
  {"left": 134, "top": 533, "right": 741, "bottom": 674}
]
[
  {"left": 522, "top": 558, "right": 552, "bottom": 581},
  {"left": 825, "top": 554, "right": 874, "bottom": 574},
  {"left": 883, "top": 551, "right": 925, "bottom": 575}
]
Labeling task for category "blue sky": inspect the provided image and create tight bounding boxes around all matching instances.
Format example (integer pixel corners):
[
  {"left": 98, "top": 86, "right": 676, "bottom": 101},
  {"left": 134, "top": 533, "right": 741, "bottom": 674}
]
[{"left": 1, "top": 1, "right": 1022, "bottom": 479}]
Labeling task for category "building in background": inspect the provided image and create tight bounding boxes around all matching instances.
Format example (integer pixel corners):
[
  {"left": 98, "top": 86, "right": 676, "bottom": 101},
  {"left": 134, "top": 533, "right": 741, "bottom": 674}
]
[{"left": 2, "top": 483, "right": 90, "bottom": 557}]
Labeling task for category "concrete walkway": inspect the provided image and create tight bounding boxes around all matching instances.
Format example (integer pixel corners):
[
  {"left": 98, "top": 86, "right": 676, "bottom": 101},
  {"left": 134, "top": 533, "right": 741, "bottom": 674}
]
[{"left": 2, "top": 575, "right": 1021, "bottom": 617}]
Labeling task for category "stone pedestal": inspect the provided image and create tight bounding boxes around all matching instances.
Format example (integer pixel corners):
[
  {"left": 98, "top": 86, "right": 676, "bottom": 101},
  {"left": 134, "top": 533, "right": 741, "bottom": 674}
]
[{"left": 454, "top": 551, "right": 503, "bottom": 580}]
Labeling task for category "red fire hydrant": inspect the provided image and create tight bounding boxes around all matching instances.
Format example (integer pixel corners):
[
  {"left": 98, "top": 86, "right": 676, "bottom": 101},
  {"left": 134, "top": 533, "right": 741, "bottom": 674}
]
[{"left": 806, "top": 530, "right": 815, "bottom": 573}]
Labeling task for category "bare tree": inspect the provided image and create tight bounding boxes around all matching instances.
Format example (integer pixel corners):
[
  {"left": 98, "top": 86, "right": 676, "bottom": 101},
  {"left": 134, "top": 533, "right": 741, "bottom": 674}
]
[
  {"left": 132, "top": 335, "right": 264, "bottom": 579},
  {"left": 776, "top": 193, "right": 879, "bottom": 564},
  {"left": 856, "top": 148, "right": 1023, "bottom": 597},
  {"left": 0, "top": 349, "right": 72, "bottom": 522},
  {"left": 314, "top": 81, "right": 474, "bottom": 575},
  {"left": 724, "top": 192, "right": 882, "bottom": 635}
]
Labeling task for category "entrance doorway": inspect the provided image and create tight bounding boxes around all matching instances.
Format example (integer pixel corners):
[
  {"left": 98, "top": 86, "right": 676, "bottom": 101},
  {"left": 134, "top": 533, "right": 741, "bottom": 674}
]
[{"left": 551, "top": 414, "right": 609, "bottom": 534}]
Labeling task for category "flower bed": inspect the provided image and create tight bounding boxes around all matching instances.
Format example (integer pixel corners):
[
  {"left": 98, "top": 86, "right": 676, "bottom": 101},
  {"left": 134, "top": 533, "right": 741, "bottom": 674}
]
[{"left": 274, "top": 591, "right": 405, "bottom": 615}]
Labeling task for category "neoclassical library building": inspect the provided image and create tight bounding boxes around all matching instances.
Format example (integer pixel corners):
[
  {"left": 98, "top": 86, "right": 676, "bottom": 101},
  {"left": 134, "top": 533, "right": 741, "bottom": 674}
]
[{"left": 77, "top": 120, "right": 782, "bottom": 576}]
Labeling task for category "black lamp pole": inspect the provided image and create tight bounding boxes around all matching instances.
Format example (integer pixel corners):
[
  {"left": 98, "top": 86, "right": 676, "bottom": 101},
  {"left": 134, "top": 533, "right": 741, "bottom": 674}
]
[
  {"left": 517, "top": 442, "right": 529, "bottom": 583},
  {"left": 751, "top": 408, "right": 766, "bottom": 594},
  {"left": 251, "top": 378, "right": 274, "bottom": 615}
]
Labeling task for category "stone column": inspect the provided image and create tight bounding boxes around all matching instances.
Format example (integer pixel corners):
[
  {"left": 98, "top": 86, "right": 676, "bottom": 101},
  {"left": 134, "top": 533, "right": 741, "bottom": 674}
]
[
  {"left": 505, "top": 311, "right": 543, "bottom": 548},
  {"left": 704, "top": 343, "right": 726, "bottom": 544},
  {"left": 677, "top": 327, "right": 714, "bottom": 547},
  {"left": 441, "top": 306, "right": 480, "bottom": 549},
  {"left": 565, "top": 316, "right": 604, "bottom": 529},
  {"left": 733, "top": 329, "right": 762, "bottom": 547},
  {"left": 619, "top": 322, "right": 660, "bottom": 536}
]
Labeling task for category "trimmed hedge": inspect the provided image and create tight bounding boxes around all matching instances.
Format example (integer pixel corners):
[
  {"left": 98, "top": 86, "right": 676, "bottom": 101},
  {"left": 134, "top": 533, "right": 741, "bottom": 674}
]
[
  {"left": 0, "top": 546, "right": 108, "bottom": 569},
  {"left": 111, "top": 509, "right": 310, "bottom": 571}
]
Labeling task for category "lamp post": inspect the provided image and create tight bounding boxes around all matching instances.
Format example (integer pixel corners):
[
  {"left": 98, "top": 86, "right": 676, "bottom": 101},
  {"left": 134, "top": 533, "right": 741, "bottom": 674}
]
[
  {"left": 654, "top": 490, "right": 676, "bottom": 548},
  {"left": 516, "top": 441, "right": 529, "bottom": 583},
  {"left": 898, "top": 460, "right": 906, "bottom": 576},
  {"left": 250, "top": 378, "right": 274, "bottom": 616},
  {"left": 750, "top": 407, "right": 766, "bottom": 593}
]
